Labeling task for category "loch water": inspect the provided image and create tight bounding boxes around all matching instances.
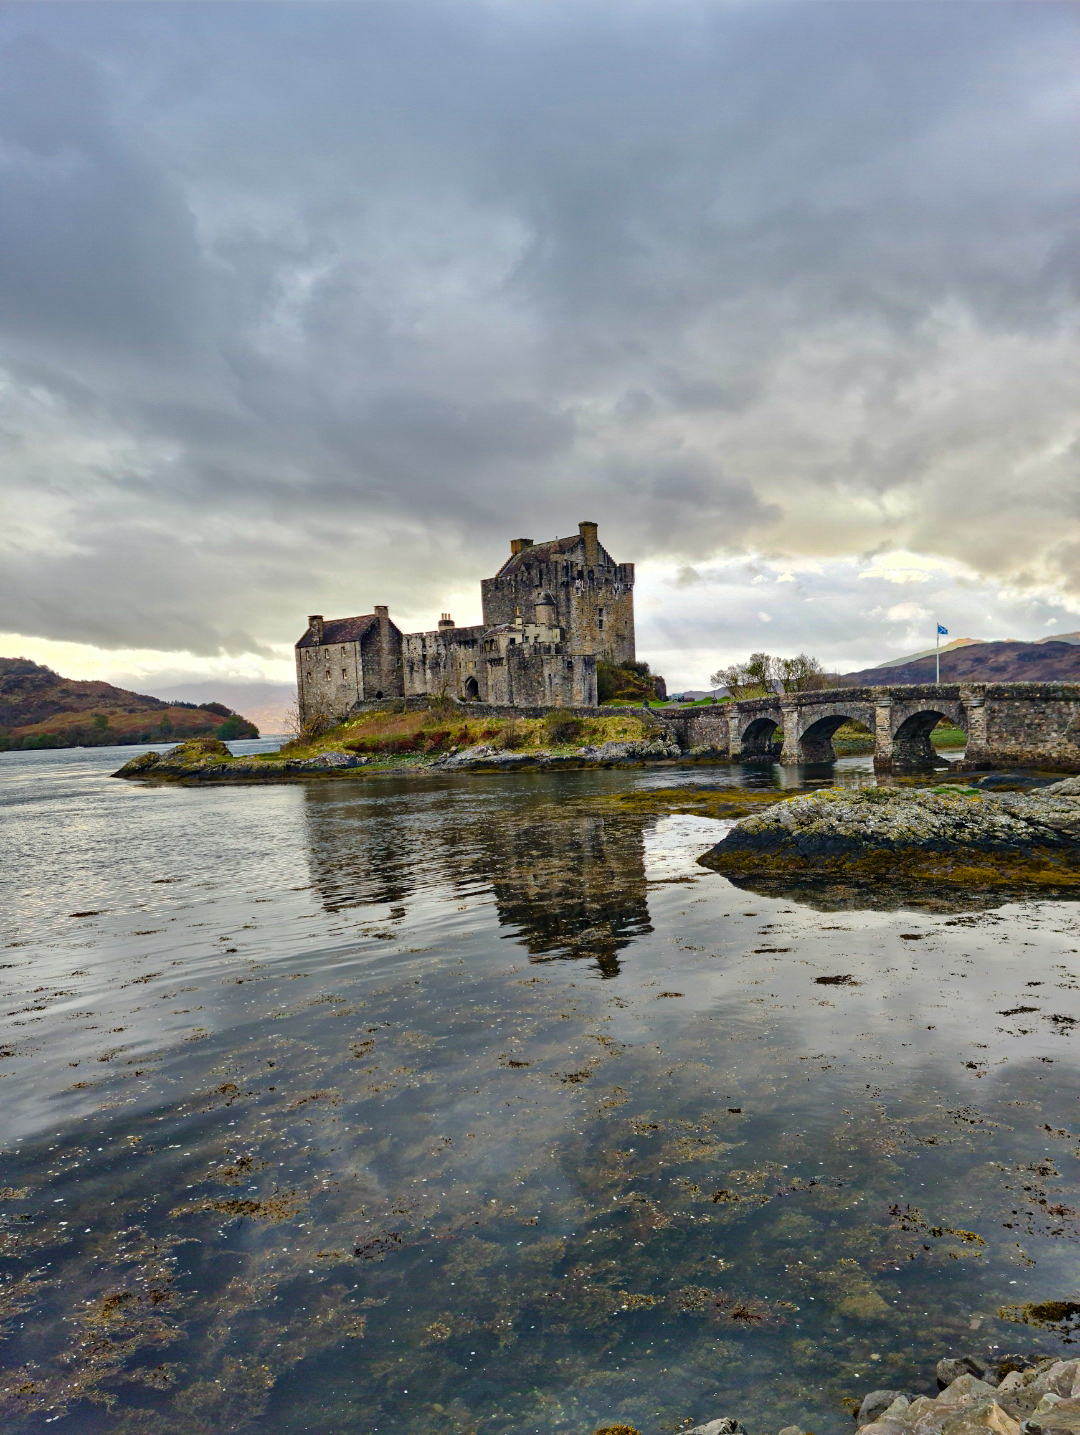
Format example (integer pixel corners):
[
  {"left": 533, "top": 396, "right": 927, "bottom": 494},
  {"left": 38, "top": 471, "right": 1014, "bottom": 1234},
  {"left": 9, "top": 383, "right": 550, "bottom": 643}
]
[{"left": 3, "top": 744, "right": 1080, "bottom": 1435}]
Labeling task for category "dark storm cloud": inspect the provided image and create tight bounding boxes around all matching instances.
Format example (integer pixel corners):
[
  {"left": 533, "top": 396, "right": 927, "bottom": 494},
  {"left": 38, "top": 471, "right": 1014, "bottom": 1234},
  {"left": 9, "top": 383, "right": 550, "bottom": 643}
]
[{"left": 0, "top": 1, "right": 1077, "bottom": 656}]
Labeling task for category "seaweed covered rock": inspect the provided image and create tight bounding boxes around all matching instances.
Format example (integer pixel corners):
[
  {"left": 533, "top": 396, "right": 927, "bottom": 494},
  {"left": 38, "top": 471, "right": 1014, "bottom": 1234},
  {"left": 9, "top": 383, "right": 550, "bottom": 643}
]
[
  {"left": 701, "top": 778, "right": 1080, "bottom": 891},
  {"left": 164, "top": 737, "right": 232, "bottom": 762},
  {"left": 112, "top": 749, "right": 163, "bottom": 776},
  {"left": 113, "top": 737, "right": 232, "bottom": 778}
]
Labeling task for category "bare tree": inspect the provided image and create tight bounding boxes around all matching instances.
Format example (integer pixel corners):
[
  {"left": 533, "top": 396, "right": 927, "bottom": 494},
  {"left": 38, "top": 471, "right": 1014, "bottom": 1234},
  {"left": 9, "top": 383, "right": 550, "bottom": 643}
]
[
  {"left": 712, "top": 651, "right": 835, "bottom": 698},
  {"left": 778, "top": 653, "right": 828, "bottom": 692},
  {"left": 283, "top": 695, "right": 338, "bottom": 746},
  {"left": 710, "top": 652, "right": 776, "bottom": 699}
]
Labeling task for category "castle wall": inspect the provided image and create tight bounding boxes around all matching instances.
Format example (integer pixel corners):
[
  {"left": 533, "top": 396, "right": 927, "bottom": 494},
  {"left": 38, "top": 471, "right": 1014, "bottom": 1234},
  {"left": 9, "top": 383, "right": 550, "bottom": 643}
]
[
  {"left": 482, "top": 647, "right": 596, "bottom": 707},
  {"left": 296, "top": 640, "right": 364, "bottom": 725},
  {"left": 565, "top": 568, "right": 635, "bottom": 667},
  {"left": 403, "top": 626, "right": 486, "bottom": 700}
]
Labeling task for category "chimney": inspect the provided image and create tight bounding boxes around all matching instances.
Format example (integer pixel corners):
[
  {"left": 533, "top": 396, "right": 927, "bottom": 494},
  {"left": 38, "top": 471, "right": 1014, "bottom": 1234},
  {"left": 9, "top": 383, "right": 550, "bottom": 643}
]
[
  {"left": 375, "top": 604, "right": 389, "bottom": 622},
  {"left": 510, "top": 538, "right": 534, "bottom": 557},
  {"left": 308, "top": 614, "right": 324, "bottom": 644},
  {"left": 438, "top": 613, "right": 455, "bottom": 630},
  {"left": 578, "top": 521, "right": 599, "bottom": 566}
]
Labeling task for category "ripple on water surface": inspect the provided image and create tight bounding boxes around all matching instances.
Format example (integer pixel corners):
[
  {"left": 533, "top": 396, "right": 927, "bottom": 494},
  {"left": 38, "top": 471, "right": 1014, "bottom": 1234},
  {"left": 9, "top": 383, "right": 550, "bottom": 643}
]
[{"left": 2, "top": 747, "right": 1080, "bottom": 1435}]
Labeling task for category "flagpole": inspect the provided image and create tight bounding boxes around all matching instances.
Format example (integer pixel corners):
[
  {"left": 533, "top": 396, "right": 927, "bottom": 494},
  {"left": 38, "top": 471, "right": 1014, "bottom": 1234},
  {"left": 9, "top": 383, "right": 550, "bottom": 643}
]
[{"left": 936, "top": 625, "right": 940, "bottom": 685}]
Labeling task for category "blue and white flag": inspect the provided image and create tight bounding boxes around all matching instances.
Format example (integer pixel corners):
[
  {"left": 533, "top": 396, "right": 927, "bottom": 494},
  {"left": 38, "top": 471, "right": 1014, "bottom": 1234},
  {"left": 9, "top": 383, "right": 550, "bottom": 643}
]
[{"left": 937, "top": 624, "right": 948, "bottom": 635}]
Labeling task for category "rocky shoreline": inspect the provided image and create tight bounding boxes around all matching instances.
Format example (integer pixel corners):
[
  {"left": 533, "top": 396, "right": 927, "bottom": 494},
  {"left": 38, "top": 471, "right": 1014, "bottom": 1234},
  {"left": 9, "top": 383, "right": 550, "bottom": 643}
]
[
  {"left": 112, "top": 734, "right": 688, "bottom": 781},
  {"left": 596, "top": 1351, "right": 1080, "bottom": 1435},
  {"left": 701, "top": 778, "right": 1080, "bottom": 893}
]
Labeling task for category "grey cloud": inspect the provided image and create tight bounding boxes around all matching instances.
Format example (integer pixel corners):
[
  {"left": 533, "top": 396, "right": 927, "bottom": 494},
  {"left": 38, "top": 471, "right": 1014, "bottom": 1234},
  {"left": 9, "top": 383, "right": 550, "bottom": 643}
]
[
  {"left": 0, "top": 34, "right": 206, "bottom": 364},
  {"left": 0, "top": 1, "right": 1077, "bottom": 658}
]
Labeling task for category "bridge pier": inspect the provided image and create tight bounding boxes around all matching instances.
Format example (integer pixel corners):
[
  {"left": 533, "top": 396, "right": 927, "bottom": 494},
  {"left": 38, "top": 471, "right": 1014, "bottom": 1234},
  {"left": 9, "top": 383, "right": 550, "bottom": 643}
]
[{"left": 779, "top": 705, "right": 802, "bottom": 764}]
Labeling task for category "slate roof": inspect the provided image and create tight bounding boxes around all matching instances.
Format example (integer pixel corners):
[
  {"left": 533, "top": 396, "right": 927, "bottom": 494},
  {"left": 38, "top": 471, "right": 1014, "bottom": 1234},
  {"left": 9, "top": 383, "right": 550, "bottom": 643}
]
[
  {"left": 296, "top": 615, "right": 379, "bottom": 649},
  {"left": 495, "top": 534, "right": 583, "bottom": 578}
]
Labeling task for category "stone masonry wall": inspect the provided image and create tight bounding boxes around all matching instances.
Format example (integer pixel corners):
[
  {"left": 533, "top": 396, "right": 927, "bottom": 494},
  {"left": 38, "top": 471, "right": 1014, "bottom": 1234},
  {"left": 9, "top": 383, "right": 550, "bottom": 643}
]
[
  {"left": 296, "top": 639, "right": 364, "bottom": 725},
  {"left": 480, "top": 530, "right": 635, "bottom": 666},
  {"left": 403, "top": 626, "right": 486, "bottom": 700}
]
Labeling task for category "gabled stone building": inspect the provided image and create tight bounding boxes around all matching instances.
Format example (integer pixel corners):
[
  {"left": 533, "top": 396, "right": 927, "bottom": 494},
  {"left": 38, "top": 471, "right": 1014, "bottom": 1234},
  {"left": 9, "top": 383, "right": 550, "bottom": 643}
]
[{"left": 296, "top": 521, "right": 633, "bottom": 723}]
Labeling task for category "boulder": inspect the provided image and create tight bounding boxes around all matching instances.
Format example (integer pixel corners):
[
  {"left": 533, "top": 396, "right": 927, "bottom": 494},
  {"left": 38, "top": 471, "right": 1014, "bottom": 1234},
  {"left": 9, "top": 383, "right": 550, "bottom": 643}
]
[
  {"left": 165, "top": 737, "right": 232, "bottom": 761},
  {"left": 113, "top": 737, "right": 232, "bottom": 779},
  {"left": 283, "top": 751, "right": 368, "bottom": 771},
  {"left": 112, "top": 750, "right": 161, "bottom": 776},
  {"left": 683, "top": 1421, "right": 748, "bottom": 1435},
  {"left": 860, "top": 1392, "right": 916, "bottom": 1428},
  {"left": 701, "top": 784, "right": 1080, "bottom": 891}
]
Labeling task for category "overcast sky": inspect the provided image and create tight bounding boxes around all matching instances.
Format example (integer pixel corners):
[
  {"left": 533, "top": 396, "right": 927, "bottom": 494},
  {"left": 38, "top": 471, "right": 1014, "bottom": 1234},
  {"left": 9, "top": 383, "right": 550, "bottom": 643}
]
[{"left": 1, "top": 0, "right": 1077, "bottom": 697}]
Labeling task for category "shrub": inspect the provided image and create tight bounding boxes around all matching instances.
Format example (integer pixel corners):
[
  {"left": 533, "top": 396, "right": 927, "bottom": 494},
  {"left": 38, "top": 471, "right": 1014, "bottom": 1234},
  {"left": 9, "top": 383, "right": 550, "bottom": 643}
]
[
  {"left": 542, "top": 712, "right": 584, "bottom": 746},
  {"left": 597, "top": 660, "right": 664, "bottom": 704},
  {"left": 427, "top": 693, "right": 455, "bottom": 722},
  {"left": 496, "top": 721, "right": 526, "bottom": 750}
]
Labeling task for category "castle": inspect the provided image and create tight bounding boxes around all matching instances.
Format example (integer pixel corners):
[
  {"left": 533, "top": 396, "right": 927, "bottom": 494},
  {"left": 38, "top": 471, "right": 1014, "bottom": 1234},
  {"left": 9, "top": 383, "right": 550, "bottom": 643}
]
[{"left": 296, "top": 521, "right": 634, "bottom": 722}]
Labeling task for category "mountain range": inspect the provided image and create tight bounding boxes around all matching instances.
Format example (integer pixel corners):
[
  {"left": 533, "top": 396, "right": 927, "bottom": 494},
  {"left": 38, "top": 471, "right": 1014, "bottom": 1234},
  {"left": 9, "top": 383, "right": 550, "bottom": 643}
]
[{"left": 841, "top": 638, "right": 1080, "bottom": 687}]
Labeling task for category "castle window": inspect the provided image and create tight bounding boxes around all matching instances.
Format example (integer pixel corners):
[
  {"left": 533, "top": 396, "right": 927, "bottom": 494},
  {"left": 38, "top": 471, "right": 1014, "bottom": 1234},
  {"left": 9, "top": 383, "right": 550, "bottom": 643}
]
[
  {"left": 566, "top": 660, "right": 574, "bottom": 672},
  {"left": 598, "top": 619, "right": 603, "bottom": 631},
  {"left": 342, "top": 669, "right": 347, "bottom": 680}
]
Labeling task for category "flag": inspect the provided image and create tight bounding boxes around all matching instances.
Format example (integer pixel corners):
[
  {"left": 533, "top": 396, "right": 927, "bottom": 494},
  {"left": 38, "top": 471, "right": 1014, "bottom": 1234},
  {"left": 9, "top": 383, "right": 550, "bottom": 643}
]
[{"left": 937, "top": 625, "right": 948, "bottom": 635}]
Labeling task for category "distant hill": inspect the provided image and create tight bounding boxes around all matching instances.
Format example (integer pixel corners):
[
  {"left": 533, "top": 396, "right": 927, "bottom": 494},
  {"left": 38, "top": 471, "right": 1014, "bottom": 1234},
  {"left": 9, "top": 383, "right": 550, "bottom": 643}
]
[
  {"left": 871, "top": 632, "right": 1080, "bottom": 668},
  {"left": 0, "top": 658, "right": 260, "bottom": 750},
  {"left": 840, "top": 639, "right": 1080, "bottom": 687},
  {"left": 153, "top": 681, "right": 294, "bottom": 736}
]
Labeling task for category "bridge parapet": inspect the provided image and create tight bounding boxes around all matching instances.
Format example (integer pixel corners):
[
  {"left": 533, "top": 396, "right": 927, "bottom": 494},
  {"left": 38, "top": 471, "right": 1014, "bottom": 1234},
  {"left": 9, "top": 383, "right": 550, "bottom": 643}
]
[{"left": 674, "top": 682, "right": 1080, "bottom": 772}]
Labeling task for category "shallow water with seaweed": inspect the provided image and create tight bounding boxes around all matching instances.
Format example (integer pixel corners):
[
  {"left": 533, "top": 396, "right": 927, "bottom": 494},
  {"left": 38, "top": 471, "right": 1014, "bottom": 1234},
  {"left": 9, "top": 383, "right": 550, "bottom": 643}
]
[{"left": 3, "top": 746, "right": 1080, "bottom": 1434}]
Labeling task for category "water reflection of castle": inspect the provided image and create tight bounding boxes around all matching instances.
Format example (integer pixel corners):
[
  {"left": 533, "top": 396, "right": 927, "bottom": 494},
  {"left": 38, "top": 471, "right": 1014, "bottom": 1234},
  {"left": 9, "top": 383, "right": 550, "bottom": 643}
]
[{"left": 299, "top": 785, "right": 651, "bottom": 978}]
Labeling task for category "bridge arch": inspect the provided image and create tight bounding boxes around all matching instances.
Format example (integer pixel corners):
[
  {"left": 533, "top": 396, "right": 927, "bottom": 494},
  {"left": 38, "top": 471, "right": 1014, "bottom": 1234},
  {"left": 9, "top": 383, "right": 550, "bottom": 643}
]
[
  {"left": 737, "top": 713, "right": 784, "bottom": 762},
  {"left": 889, "top": 707, "right": 966, "bottom": 771},
  {"left": 797, "top": 712, "right": 873, "bottom": 764}
]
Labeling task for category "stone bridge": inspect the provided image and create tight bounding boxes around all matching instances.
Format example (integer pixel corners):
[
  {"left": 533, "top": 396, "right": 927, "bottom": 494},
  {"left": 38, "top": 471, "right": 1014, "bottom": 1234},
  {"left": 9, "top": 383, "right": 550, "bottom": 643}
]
[{"left": 659, "top": 683, "right": 1080, "bottom": 773}]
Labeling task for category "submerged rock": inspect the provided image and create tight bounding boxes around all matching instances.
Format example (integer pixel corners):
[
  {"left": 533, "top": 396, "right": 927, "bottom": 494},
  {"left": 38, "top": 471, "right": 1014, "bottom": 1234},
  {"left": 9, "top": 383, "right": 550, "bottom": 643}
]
[{"left": 700, "top": 778, "right": 1080, "bottom": 892}]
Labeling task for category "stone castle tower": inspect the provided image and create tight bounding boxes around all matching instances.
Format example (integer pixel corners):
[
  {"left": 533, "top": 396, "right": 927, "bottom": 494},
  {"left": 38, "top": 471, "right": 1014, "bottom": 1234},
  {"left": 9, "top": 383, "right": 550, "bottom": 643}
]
[
  {"left": 480, "top": 521, "right": 635, "bottom": 666},
  {"left": 296, "top": 521, "right": 634, "bottom": 721}
]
